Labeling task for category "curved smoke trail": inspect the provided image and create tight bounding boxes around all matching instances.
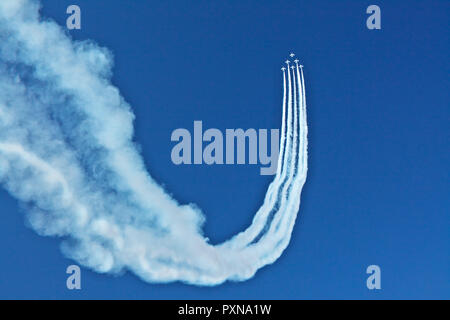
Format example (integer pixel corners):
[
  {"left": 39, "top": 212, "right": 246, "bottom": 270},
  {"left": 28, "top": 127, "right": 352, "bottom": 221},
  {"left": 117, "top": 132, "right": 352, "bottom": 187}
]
[{"left": 0, "top": 0, "right": 308, "bottom": 285}]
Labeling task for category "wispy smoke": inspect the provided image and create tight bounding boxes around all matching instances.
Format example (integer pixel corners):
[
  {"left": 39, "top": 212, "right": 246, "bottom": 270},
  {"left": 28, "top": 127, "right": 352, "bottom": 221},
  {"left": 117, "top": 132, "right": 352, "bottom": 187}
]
[{"left": 0, "top": 0, "right": 308, "bottom": 285}]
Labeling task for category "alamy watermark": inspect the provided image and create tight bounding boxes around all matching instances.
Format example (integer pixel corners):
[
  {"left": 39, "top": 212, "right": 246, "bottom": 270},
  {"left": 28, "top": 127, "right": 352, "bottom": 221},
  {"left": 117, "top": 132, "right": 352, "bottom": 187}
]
[
  {"left": 366, "top": 265, "right": 381, "bottom": 290},
  {"left": 66, "top": 5, "right": 81, "bottom": 30},
  {"left": 65, "top": 4, "right": 382, "bottom": 32},
  {"left": 366, "top": 5, "right": 381, "bottom": 30},
  {"left": 66, "top": 265, "right": 81, "bottom": 290},
  {"left": 170, "top": 121, "right": 280, "bottom": 175}
]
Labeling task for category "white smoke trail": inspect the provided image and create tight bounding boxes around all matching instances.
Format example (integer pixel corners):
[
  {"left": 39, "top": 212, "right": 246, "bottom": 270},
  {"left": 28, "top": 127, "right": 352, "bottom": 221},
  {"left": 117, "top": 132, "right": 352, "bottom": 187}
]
[
  {"left": 0, "top": 0, "right": 308, "bottom": 285},
  {"left": 224, "top": 65, "right": 290, "bottom": 249}
]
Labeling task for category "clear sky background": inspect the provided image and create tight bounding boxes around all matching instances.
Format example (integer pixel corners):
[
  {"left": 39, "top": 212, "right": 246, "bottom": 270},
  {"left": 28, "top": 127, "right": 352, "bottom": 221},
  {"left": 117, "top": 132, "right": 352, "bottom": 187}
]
[{"left": 0, "top": 0, "right": 448, "bottom": 299}]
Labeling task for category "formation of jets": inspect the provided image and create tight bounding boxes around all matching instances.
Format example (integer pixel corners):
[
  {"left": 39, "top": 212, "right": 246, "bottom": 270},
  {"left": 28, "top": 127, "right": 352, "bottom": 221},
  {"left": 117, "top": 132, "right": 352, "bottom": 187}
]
[{"left": 282, "top": 55, "right": 303, "bottom": 70}]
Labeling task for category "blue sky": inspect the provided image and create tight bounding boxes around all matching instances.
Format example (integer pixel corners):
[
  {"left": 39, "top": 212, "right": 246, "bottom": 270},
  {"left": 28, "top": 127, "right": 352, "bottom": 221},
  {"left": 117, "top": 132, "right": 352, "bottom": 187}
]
[{"left": 0, "top": 0, "right": 448, "bottom": 299}]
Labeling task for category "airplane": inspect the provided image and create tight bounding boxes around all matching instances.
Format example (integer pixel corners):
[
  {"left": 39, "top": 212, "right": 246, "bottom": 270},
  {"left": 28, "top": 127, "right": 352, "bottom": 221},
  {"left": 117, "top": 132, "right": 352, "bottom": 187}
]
[
  {"left": 285, "top": 60, "right": 290, "bottom": 64},
  {"left": 294, "top": 59, "right": 299, "bottom": 63},
  {"left": 281, "top": 67, "right": 286, "bottom": 71},
  {"left": 289, "top": 53, "right": 295, "bottom": 57}
]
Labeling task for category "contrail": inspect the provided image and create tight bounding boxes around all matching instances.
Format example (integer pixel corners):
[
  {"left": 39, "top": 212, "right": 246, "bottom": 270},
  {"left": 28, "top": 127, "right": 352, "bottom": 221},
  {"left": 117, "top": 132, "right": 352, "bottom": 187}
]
[{"left": 0, "top": 0, "right": 308, "bottom": 285}]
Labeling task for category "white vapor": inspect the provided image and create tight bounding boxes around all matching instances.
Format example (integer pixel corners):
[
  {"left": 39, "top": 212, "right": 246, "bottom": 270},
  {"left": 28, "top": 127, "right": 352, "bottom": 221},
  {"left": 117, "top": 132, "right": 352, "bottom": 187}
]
[{"left": 0, "top": 0, "right": 308, "bottom": 285}]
